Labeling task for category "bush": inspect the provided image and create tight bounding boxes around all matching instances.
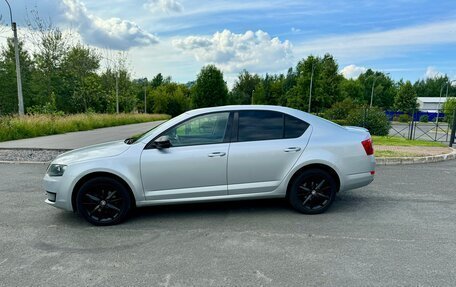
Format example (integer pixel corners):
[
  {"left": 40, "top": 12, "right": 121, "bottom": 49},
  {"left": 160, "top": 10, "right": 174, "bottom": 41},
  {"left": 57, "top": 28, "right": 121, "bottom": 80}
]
[
  {"left": 151, "top": 83, "right": 190, "bottom": 117},
  {"left": 397, "top": 114, "right": 410, "bottom": 123},
  {"left": 434, "top": 117, "right": 445, "bottom": 123},
  {"left": 346, "top": 107, "right": 391, "bottom": 136},
  {"left": 419, "top": 115, "right": 429, "bottom": 123},
  {"left": 325, "top": 98, "right": 360, "bottom": 120}
]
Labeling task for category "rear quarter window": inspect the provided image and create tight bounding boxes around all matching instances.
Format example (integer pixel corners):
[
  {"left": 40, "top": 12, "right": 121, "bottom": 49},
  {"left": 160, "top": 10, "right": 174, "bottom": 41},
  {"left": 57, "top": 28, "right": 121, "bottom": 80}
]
[{"left": 285, "top": 115, "right": 309, "bottom": 138}]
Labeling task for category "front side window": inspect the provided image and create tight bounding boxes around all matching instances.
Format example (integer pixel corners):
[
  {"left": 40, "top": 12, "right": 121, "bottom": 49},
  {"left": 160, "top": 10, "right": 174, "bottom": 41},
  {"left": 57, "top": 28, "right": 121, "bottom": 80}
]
[{"left": 162, "top": 112, "right": 230, "bottom": 147}]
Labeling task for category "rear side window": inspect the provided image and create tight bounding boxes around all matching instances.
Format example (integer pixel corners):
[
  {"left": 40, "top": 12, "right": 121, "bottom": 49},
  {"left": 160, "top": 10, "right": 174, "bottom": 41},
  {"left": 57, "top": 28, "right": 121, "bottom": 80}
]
[
  {"left": 238, "top": 111, "right": 283, "bottom": 141},
  {"left": 237, "top": 111, "right": 309, "bottom": 142},
  {"left": 285, "top": 115, "right": 309, "bottom": 138}
]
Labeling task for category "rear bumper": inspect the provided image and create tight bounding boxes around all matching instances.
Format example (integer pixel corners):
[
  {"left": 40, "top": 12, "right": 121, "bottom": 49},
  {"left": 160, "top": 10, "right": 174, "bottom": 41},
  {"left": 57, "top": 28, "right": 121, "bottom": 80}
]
[
  {"left": 340, "top": 155, "right": 375, "bottom": 191},
  {"left": 342, "top": 172, "right": 374, "bottom": 191}
]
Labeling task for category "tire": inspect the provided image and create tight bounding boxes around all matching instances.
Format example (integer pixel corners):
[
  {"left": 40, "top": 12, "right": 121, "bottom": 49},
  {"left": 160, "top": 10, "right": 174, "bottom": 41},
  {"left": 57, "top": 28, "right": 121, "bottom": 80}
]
[
  {"left": 76, "top": 177, "right": 132, "bottom": 226},
  {"left": 288, "top": 168, "right": 337, "bottom": 214}
]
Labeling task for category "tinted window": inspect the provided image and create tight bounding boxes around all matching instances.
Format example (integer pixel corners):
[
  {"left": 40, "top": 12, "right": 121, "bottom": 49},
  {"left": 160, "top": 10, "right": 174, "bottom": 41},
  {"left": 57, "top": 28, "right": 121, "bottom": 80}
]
[
  {"left": 238, "top": 111, "right": 283, "bottom": 141},
  {"left": 163, "top": 112, "right": 229, "bottom": 147},
  {"left": 285, "top": 115, "right": 309, "bottom": 138}
]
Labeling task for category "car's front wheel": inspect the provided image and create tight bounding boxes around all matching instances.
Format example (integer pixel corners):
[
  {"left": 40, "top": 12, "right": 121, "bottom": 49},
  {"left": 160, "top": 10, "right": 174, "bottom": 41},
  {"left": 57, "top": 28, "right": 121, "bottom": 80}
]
[
  {"left": 76, "top": 177, "right": 131, "bottom": 226},
  {"left": 288, "top": 168, "right": 337, "bottom": 214}
]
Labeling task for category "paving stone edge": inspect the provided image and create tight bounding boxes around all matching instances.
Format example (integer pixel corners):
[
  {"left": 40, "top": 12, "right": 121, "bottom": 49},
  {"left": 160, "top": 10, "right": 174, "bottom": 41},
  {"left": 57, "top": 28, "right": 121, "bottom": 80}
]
[{"left": 376, "top": 148, "right": 456, "bottom": 165}]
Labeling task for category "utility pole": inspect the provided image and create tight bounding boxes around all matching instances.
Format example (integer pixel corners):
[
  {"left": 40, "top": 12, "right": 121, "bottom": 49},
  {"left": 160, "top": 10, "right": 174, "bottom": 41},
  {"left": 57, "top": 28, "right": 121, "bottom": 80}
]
[
  {"left": 144, "top": 78, "right": 147, "bottom": 114},
  {"left": 370, "top": 76, "right": 378, "bottom": 108},
  {"left": 4, "top": 0, "right": 24, "bottom": 115},
  {"left": 435, "top": 82, "right": 447, "bottom": 139},
  {"left": 370, "top": 72, "right": 390, "bottom": 108},
  {"left": 115, "top": 72, "right": 119, "bottom": 114},
  {"left": 308, "top": 62, "right": 315, "bottom": 113}
]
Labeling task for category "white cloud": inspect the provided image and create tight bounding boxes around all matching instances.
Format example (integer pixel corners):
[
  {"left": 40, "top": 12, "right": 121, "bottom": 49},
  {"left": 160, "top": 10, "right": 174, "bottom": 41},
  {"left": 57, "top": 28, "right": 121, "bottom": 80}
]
[
  {"left": 291, "top": 27, "right": 301, "bottom": 33},
  {"left": 144, "top": 0, "right": 184, "bottom": 13},
  {"left": 295, "top": 20, "right": 456, "bottom": 61},
  {"left": 62, "top": 0, "right": 158, "bottom": 50},
  {"left": 340, "top": 64, "right": 367, "bottom": 79},
  {"left": 172, "top": 29, "right": 293, "bottom": 73},
  {"left": 424, "top": 66, "right": 441, "bottom": 79}
]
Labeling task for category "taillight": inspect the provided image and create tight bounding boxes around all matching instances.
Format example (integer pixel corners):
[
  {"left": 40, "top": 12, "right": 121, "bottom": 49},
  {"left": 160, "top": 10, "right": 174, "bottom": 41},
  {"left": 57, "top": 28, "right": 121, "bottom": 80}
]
[{"left": 361, "top": 138, "right": 374, "bottom": 155}]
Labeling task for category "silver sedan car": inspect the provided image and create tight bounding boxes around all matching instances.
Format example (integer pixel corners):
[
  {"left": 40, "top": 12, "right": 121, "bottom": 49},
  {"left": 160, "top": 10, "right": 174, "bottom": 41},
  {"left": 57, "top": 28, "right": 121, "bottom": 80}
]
[{"left": 44, "top": 105, "right": 375, "bottom": 225}]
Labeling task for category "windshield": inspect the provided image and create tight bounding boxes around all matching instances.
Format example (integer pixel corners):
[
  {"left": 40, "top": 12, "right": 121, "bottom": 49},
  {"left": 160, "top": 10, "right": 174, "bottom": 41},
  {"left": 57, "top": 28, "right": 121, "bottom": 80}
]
[
  {"left": 125, "top": 113, "right": 189, "bottom": 144},
  {"left": 124, "top": 121, "right": 167, "bottom": 144}
]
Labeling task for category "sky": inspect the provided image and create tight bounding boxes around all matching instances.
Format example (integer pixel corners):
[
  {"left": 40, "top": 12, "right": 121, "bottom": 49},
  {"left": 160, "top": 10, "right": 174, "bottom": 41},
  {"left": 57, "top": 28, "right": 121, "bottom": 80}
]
[{"left": 1, "top": 0, "right": 456, "bottom": 87}]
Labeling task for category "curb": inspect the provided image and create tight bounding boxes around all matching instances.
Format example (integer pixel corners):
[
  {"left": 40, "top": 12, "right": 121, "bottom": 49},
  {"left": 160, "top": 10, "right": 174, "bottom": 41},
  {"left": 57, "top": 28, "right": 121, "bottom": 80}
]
[{"left": 376, "top": 148, "right": 456, "bottom": 165}]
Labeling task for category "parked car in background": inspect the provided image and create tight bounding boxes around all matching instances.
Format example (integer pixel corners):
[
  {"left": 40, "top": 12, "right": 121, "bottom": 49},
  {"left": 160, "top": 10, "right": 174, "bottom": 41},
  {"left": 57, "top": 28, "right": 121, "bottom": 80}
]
[{"left": 43, "top": 105, "right": 375, "bottom": 225}]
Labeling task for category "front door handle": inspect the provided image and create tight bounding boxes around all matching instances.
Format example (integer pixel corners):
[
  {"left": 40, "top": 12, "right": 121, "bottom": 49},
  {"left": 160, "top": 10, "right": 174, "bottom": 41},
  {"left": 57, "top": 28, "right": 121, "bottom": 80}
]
[
  {"left": 284, "top": 147, "right": 301, "bottom": 152},
  {"left": 208, "top": 152, "right": 226, "bottom": 157}
]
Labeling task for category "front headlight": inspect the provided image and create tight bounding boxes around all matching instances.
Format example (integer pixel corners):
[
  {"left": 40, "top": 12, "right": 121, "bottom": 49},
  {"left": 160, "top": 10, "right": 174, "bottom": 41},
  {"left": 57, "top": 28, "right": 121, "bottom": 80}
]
[{"left": 47, "top": 164, "right": 67, "bottom": 177}]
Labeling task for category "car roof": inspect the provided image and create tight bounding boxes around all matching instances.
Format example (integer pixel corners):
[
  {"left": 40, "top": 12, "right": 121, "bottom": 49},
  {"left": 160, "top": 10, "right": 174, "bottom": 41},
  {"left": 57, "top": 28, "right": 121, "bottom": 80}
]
[
  {"left": 185, "top": 105, "right": 343, "bottom": 129},
  {"left": 186, "top": 105, "right": 302, "bottom": 117}
]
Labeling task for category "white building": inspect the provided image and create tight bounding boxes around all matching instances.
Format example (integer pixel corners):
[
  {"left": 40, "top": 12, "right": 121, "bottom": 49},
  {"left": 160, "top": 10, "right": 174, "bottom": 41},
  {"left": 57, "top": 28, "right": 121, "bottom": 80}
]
[{"left": 417, "top": 97, "right": 452, "bottom": 113}]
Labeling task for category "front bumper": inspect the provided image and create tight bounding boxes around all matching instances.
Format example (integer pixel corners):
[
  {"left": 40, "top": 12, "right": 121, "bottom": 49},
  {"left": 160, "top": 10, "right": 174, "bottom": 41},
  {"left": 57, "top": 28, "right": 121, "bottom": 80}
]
[{"left": 43, "top": 173, "right": 74, "bottom": 211}]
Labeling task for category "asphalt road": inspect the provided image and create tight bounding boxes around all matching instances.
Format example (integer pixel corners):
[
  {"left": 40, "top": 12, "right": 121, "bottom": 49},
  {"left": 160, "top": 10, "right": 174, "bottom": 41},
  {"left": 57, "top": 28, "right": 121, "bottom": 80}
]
[
  {"left": 0, "top": 161, "right": 455, "bottom": 286},
  {"left": 0, "top": 121, "right": 164, "bottom": 150}
]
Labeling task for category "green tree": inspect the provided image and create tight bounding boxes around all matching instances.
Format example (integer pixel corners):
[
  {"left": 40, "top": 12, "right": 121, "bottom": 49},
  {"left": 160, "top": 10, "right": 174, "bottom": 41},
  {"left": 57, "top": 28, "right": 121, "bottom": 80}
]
[
  {"left": 293, "top": 54, "right": 342, "bottom": 113},
  {"left": 151, "top": 73, "right": 164, "bottom": 88},
  {"left": 358, "top": 70, "right": 396, "bottom": 109},
  {"left": 252, "top": 74, "right": 284, "bottom": 105},
  {"left": 151, "top": 83, "right": 190, "bottom": 116},
  {"left": 192, "top": 65, "right": 228, "bottom": 108},
  {"left": 394, "top": 81, "right": 418, "bottom": 114},
  {"left": 414, "top": 76, "right": 455, "bottom": 98},
  {"left": 340, "top": 78, "right": 364, "bottom": 104},
  {"left": 229, "top": 70, "right": 260, "bottom": 104},
  {"left": 32, "top": 28, "right": 70, "bottom": 109},
  {"left": 443, "top": 97, "right": 456, "bottom": 124},
  {"left": 60, "top": 44, "right": 101, "bottom": 112}
]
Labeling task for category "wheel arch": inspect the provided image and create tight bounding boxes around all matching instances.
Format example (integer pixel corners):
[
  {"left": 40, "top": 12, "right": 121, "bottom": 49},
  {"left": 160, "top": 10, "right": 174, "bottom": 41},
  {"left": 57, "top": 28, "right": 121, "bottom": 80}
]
[
  {"left": 71, "top": 172, "right": 136, "bottom": 212},
  {"left": 286, "top": 163, "right": 341, "bottom": 198}
]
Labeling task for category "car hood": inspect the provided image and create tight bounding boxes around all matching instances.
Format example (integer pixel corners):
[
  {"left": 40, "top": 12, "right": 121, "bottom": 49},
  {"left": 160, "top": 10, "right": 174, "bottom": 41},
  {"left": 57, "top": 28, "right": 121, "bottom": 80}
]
[{"left": 53, "top": 141, "right": 130, "bottom": 165}]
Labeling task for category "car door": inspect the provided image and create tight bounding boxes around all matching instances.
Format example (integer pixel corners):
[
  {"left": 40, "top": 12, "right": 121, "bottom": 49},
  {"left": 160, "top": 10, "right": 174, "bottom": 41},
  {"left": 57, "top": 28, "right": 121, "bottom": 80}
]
[
  {"left": 141, "top": 112, "right": 231, "bottom": 200},
  {"left": 227, "top": 110, "right": 311, "bottom": 195}
]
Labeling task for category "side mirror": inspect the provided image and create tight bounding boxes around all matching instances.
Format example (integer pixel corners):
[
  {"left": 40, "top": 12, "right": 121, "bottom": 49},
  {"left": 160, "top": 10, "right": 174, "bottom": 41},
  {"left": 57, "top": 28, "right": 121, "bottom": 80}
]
[{"left": 154, "top": 135, "right": 171, "bottom": 149}]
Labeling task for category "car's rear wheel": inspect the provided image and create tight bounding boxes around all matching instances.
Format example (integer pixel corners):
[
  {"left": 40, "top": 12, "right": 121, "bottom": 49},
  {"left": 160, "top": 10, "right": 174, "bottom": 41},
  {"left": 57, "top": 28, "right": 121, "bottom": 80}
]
[
  {"left": 288, "top": 168, "right": 337, "bottom": 214},
  {"left": 76, "top": 177, "right": 131, "bottom": 226}
]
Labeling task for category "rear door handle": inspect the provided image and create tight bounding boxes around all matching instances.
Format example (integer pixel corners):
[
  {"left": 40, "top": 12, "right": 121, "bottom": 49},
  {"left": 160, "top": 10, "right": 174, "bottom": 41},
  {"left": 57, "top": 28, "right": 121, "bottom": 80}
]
[
  {"left": 208, "top": 152, "right": 226, "bottom": 157},
  {"left": 284, "top": 147, "right": 301, "bottom": 152}
]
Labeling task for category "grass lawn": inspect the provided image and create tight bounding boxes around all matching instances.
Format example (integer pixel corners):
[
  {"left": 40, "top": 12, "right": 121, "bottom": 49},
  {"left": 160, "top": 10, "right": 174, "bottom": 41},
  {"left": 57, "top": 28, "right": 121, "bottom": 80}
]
[
  {"left": 372, "top": 136, "right": 447, "bottom": 147},
  {"left": 374, "top": 150, "right": 424, "bottom": 158},
  {"left": 0, "top": 113, "right": 170, "bottom": 142}
]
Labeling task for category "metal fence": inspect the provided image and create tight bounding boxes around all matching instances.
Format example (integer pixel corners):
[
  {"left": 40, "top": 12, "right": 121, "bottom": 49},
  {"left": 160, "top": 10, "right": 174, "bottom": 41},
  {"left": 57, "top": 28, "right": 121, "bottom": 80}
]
[{"left": 386, "top": 109, "right": 456, "bottom": 146}]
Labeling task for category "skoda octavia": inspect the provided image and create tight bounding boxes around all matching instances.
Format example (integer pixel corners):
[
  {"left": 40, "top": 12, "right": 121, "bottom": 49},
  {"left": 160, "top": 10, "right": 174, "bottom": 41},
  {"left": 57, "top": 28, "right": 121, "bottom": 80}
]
[{"left": 44, "top": 105, "right": 375, "bottom": 225}]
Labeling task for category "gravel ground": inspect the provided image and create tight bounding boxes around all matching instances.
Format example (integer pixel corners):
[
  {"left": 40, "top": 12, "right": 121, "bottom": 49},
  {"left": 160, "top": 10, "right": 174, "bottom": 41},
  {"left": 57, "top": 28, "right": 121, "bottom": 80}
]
[{"left": 0, "top": 149, "right": 67, "bottom": 162}]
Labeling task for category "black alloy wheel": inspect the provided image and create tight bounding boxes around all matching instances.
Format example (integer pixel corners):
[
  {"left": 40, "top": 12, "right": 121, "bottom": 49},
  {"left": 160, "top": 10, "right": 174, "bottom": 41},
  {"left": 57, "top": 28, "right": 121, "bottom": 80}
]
[
  {"left": 289, "top": 168, "right": 337, "bottom": 214},
  {"left": 76, "top": 177, "right": 131, "bottom": 226}
]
